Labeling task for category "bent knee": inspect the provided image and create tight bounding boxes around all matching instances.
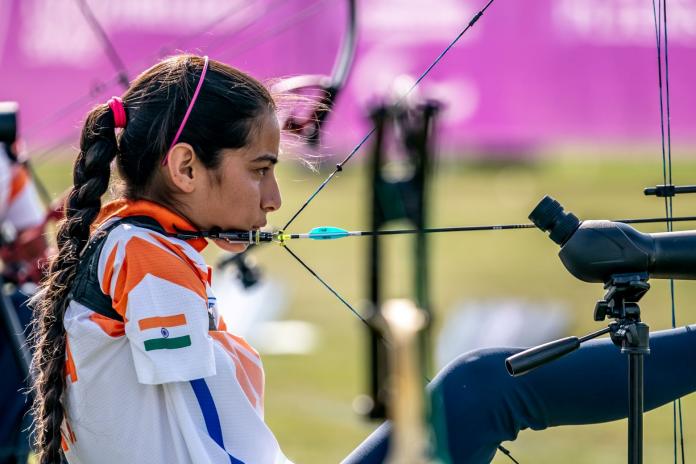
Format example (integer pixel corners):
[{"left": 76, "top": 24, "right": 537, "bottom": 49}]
[{"left": 431, "top": 347, "right": 521, "bottom": 394}]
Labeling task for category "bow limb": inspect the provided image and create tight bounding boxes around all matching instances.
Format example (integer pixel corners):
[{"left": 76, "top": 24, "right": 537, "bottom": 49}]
[{"left": 279, "top": 0, "right": 358, "bottom": 145}]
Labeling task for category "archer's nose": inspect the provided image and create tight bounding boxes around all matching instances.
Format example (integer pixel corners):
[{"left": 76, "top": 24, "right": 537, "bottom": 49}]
[{"left": 262, "top": 174, "right": 282, "bottom": 213}]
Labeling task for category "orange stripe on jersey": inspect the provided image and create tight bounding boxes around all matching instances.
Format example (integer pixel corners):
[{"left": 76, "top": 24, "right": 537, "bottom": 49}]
[
  {"left": 138, "top": 314, "right": 187, "bottom": 331},
  {"left": 65, "top": 338, "right": 78, "bottom": 383},
  {"left": 111, "top": 236, "right": 207, "bottom": 318},
  {"left": 101, "top": 245, "right": 118, "bottom": 294},
  {"left": 65, "top": 420, "right": 77, "bottom": 442},
  {"left": 228, "top": 333, "right": 261, "bottom": 360},
  {"left": 60, "top": 420, "right": 76, "bottom": 452},
  {"left": 8, "top": 166, "right": 29, "bottom": 203},
  {"left": 217, "top": 315, "right": 228, "bottom": 332},
  {"left": 149, "top": 233, "right": 209, "bottom": 283},
  {"left": 210, "top": 332, "right": 263, "bottom": 408},
  {"left": 235, "top": 347, "right": 264, "bottom": 401},
  {"left": 89, "top": 312, "right": 125, "bottom": 337}
]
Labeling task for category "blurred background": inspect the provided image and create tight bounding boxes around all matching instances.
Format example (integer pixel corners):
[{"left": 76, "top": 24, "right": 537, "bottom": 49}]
[{"left": 3, "top": 0, "right": 696, "bottom": 462}]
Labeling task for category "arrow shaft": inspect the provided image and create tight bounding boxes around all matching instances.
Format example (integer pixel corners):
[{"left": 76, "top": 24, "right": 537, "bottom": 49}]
[{"left": 284, "top": 215, "right": 696, "bottom": 242}]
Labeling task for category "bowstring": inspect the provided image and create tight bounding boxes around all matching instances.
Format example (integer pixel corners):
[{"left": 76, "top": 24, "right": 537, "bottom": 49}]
[
  {"left": 284, "top": 239, "right": 525, "bottom": 463},
  {"left": 282, "top": 244, "right": 370, "bottom": 327},
  {"left": 663, "top": 0, "right": 686, "bottom": 458},
  {"left": 651, "top": 0, "right": 685, "bottom": 462},
  {"left": 282, "top": 0, "right": 497, "bottom": 231},
  {"left": 279, "top": 4, "right": 525, "bottom": 462}
]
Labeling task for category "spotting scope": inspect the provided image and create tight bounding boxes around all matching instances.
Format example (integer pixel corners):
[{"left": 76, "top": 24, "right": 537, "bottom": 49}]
[{"left": 529, "top": 196, "right": 696, "bottom": 283}]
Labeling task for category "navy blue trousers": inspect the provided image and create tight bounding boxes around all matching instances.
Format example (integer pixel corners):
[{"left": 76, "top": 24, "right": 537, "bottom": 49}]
[{"left": 344, "top": 325, "right": 696, "bottom": 463}]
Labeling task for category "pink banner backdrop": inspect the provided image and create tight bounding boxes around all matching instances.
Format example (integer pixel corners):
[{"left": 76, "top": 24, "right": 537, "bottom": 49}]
[{"left": 2, "top": 0, "right": 696, "bottom": 157}]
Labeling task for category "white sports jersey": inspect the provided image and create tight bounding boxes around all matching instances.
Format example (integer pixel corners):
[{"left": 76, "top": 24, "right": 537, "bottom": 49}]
[
  {"left": 0, "top": 145, "right": 44, "bottom": 230},
  {"left": 61, "top": 200, "right": 292, "bottom": 464}
]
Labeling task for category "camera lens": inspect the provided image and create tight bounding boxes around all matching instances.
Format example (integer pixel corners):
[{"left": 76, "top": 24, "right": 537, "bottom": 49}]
[{"left": 529, "top": 196, "right": 580, "bottom": 245}]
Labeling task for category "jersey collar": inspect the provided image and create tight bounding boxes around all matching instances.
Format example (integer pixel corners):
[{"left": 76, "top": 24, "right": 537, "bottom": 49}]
[{"left": 96, "top": 199, "right": 208, "bottom": 252}]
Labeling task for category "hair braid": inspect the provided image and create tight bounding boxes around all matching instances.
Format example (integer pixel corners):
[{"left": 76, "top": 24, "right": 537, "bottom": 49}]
[{"left": 30, "top": 104, "right": 119, "bottom": 464}]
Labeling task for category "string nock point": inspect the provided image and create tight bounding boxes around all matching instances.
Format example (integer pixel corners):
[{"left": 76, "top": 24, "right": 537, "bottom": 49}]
[{"left": 273, "top": 230, "right": 291, "bottom": 246}]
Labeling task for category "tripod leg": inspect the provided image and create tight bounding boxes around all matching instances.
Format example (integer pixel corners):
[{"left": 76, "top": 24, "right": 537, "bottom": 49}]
[
  {"left": 621, "top": 318, "right": 649, "bottom": 464},
  {"left": 628, "top": 352, "right": 644, "bottom": 464}
]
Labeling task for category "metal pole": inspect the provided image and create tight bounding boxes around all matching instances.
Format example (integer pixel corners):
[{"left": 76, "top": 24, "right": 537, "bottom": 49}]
[{"left": 628, "top": 352, "right": 644, "bottom": 464}]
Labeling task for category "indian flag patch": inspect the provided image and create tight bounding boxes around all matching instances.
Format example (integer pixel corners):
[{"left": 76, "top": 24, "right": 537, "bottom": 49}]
[{"left": 138, "top": 314, "right": 191, "bottom": 351}]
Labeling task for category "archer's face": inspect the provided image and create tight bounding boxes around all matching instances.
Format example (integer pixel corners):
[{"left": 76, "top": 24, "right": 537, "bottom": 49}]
[{"left": 199, "top": 111, "right": 282, "bottom": 252}]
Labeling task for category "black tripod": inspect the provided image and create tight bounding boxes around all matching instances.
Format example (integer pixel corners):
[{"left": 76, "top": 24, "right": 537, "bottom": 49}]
[{"left": 506, "top": 272, "right": 651, "bottom": 464}]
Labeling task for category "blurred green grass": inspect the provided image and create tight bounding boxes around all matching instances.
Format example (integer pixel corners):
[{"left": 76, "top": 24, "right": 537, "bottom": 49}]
[{"left": 35, "top": 155, "right": 696, "bottom": 463}]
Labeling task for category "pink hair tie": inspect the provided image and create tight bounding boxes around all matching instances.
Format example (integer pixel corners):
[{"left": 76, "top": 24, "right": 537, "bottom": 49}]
[
  {"left": 162, "top": 55, "right": 209, "bottom": 166},
  {"left": 107, "top": 96, "right": 127, "bottom": 129}
]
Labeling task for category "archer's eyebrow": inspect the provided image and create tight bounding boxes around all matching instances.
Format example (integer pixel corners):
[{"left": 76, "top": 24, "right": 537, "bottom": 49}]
[{"left": 251, "top": 153, "right": 278, "bottom": 164}]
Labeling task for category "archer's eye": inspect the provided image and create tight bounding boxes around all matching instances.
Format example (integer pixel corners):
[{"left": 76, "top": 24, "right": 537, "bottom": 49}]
[{"left": 257, "top": 167, "right": 270, "bottom": 176}]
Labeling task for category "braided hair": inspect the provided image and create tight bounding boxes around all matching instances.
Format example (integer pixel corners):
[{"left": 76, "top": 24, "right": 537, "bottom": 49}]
[{"left": 30, "top": 55, "right": 275, "bottom": 463}]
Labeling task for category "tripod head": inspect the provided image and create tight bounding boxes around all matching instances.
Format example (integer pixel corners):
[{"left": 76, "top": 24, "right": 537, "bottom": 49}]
[{"left": 594, "top": 273, "right": 649, "bottom": 322}]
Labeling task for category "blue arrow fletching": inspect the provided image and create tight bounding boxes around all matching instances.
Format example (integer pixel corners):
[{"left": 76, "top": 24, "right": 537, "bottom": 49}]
[{"left": 308, "top": 226, "right": 350, "bottom": 240}]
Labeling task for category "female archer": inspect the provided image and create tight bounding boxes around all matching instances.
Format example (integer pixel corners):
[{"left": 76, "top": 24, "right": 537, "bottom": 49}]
[{"left": 31, "top": 55, "right": 696, "bottom": 464}]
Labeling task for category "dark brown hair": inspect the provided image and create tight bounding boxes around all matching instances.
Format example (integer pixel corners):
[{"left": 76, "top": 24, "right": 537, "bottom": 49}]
[{"left": 30, "top": 54, "right": 275, "bottom": 463}]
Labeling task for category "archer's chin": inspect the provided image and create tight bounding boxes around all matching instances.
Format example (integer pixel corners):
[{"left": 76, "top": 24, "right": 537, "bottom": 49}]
[{"left": 212, "top": 239, "right": 249, "bottom": 254}]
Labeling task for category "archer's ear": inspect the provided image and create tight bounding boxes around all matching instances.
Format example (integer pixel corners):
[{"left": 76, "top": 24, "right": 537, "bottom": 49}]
[{"left": 164, "top": 143, "right": 199, "bottom": 193}]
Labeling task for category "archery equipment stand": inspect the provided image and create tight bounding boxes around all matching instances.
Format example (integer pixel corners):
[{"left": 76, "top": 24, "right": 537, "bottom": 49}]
[
  {"left": 506, "top": 272, "right": 650, "bottom": 464},
  {"left": 362, "top": 98, "right": 440, "bottom": 420}
]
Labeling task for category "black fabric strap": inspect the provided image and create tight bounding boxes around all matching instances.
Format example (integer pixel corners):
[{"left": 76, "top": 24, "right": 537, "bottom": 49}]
[{"left": 69, "top": 216, "right": 167, "bottom": 322}]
